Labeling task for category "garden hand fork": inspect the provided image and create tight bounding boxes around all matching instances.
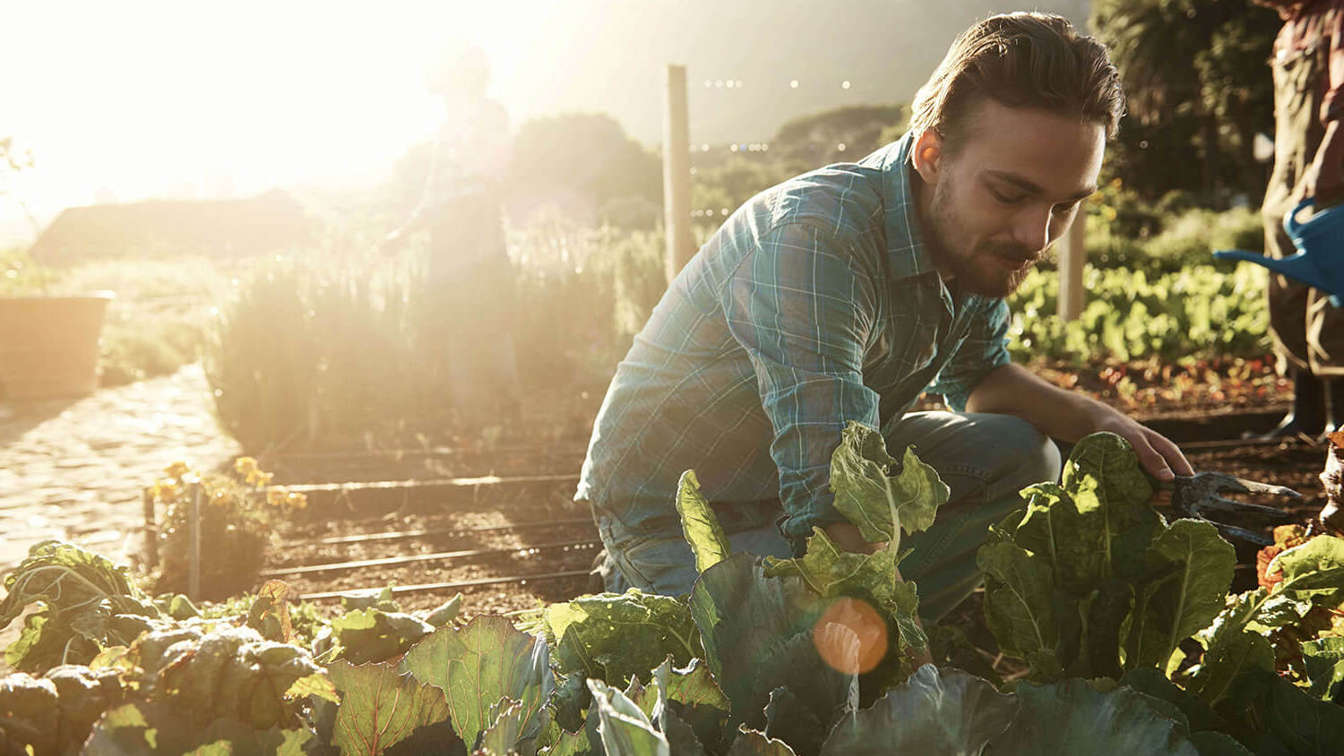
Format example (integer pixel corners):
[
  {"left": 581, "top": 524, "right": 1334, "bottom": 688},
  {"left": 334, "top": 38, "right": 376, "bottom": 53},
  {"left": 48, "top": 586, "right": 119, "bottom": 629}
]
[{"left": 1158, "top": 472, "right": 1301, "bottom": 546}]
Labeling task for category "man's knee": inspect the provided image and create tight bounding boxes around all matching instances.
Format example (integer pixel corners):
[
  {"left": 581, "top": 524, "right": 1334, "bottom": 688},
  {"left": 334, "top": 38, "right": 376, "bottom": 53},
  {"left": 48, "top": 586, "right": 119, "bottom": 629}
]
[{"left": 982, "top": 414, "right": 1062, "bottom": 495}]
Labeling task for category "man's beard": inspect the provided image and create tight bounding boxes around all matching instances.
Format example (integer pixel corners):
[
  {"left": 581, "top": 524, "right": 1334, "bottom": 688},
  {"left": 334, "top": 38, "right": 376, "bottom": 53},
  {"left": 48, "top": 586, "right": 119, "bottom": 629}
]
[{"left": 924, "top": 177, "right": 1039, "bottom": 299}]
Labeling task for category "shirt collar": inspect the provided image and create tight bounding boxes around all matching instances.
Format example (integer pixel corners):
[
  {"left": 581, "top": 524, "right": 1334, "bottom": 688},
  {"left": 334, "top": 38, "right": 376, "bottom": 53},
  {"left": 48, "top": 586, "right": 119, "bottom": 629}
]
[{"left": 858, "top": 131, "right": 939, "bottom": 281}]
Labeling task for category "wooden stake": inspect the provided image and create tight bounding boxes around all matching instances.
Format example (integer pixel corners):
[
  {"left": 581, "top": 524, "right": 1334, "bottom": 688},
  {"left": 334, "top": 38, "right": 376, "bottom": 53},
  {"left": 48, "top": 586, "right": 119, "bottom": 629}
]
[
  {"left": 1058, "top": 211, "right": 1086, "bottom": 321},
  {"left": 141, "top": 487, "right": 158, "bottom": 569},
  {"left": 663, "top": 63, "right": 694, "bottom": 282},
  {"left": 188, "top": 483, "right": 202, "bottom": 600}
]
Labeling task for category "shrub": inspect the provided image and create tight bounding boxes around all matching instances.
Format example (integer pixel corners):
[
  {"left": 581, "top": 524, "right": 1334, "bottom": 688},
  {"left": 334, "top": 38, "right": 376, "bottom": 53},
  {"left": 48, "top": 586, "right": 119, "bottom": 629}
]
[{"left": 151, "top": 458, "right": 305, "bottom": 600}]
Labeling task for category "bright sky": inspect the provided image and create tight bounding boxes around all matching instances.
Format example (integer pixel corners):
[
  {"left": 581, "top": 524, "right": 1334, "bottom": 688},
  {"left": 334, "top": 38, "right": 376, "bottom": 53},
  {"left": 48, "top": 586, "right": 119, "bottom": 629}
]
[{"left": 2, "top": 0, "right": 557, "bottom": 218}]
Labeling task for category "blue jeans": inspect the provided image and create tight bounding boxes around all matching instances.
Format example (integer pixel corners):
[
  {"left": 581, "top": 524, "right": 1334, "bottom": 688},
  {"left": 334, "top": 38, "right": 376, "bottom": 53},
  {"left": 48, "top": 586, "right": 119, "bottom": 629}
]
[{"left": 593, "top": 412, "right": 1062, "bottom": 622}]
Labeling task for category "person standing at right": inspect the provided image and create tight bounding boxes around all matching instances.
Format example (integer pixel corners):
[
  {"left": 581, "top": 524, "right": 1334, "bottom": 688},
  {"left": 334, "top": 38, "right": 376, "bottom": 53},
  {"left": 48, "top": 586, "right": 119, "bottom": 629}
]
[{"left": 1253, "top": 0, "right": 1344, "bottom": 440}]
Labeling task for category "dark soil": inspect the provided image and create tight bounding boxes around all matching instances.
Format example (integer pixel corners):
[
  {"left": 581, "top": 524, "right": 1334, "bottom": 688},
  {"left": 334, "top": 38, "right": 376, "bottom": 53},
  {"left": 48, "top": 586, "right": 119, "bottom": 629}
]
[{"left": 256, "top": 357, "right": 1332, "bottom": 625}]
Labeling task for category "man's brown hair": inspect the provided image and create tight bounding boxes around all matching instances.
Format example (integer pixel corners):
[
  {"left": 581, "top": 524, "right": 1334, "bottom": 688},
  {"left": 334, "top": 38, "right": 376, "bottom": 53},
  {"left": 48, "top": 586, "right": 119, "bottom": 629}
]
[{"left": 909, "top": 13, "right": 1125, "bottom": 152}]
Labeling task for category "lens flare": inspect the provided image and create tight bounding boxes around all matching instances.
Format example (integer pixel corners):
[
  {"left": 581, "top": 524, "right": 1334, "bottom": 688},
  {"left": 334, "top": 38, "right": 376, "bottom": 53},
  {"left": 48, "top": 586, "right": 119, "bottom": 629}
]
[{"left": 812, "top": 597, "right": 887, "bottom": 675}]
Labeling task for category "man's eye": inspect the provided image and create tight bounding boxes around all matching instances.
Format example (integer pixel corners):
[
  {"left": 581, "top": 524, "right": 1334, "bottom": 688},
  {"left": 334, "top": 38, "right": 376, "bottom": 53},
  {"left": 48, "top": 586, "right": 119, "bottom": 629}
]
[
  {"left": 1051, "top": 201, "right": 1079, "bottom": 216},
  {"left": 990, "top": 188, "right": 1027, "bottom": 204}
]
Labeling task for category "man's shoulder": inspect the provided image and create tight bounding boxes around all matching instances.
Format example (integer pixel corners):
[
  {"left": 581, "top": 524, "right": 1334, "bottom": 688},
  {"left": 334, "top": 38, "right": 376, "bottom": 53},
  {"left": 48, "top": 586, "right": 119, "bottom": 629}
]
[{"left": 750, "top": 162, "right": 887, "bottom": 242}]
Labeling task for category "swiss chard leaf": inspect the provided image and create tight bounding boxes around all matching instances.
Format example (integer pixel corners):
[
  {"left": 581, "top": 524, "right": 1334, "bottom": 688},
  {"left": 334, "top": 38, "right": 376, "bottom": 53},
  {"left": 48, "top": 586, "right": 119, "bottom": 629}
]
[
  {"left": 399, "top": 615, "right": 553, "bottom": 752},
  {"left": 84, "top": 701, "right": 314, "bottom": 755},
  {"left": 829, "top": 421, "right": 947, "bottom": 544},
  {"left": 688, "top": 553, "right": 848, "bottom": 735},
  {"left": 763, "top": 530, "right": 925, "bottom": 654},
  {"left": 327, "top": 659, "right": 452, "bottom": 756},
  {"left": 818, "top": 664, "right": 1018, "bottom": 755},
  {"left": 323, "top": 607, "right": 434, "bottom": 665},
  {"left": 138, "top": 625, "right": 328, "bottom": 731},
  {"left": 587, "top": 678, "right": 670, "bottom": 756},
  {"left": 988, "top": 679, "right": 1200, "bottom": 755},
  {"left": 1126, "top": 519, "right": 1236, "bottom": 671},
  {"left": 0, "top": 541, "right": 162, "bottom": 673},
  {"left": 676, "top": 470, "right": 731, "bottom": 573},
  {"left": 727, "top": 728, "right": 799, "bottom": 755},
  {"left": 1300, "top": 637, "right": 1344, "bottom": 701},
  {"left": 542, "top": 588, "right": 702, "bottom": 728},
  {"left": 977, "top": 540, "right": 1062, "bottom": 678}
]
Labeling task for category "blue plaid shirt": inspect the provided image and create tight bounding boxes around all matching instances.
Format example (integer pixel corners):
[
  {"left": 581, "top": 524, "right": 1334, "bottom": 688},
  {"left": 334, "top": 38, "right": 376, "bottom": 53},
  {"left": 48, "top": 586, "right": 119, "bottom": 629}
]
[{"left": 576, "top": 133, "right": 1012, "bottom": 548}]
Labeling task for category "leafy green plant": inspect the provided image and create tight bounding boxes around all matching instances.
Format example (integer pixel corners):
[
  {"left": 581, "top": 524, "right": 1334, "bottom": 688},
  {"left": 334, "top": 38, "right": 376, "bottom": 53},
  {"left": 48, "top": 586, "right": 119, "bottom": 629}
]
[
  {"left": 977, "top": 432, "right": 1235, "bottom": 681},
  {"left": 1007, "top": 263, "right": 1269, "bottom": 365},
  {"left": 0, "top": 540, "right": 162, "bottom": 672},
  {"left": 151, "top": 458, "right": 305, "bottom": 600},
  {"left": 9, "top": 429, "right": 1344, "bottom": 754}
]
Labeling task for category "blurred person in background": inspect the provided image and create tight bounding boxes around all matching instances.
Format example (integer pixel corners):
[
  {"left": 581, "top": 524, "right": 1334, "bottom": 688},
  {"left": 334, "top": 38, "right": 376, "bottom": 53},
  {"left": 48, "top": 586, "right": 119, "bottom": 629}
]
[
  {"left": 384, "top": 43, "right": 521, "bottom": 429},
  {"left": 1249, "top": 0, "right": 1344, "bottom": 441}
]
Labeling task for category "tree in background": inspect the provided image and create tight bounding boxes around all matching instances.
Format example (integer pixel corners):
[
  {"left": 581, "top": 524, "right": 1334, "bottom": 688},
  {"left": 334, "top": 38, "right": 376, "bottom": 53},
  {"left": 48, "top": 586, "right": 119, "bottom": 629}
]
[
  {"left": 0, "top": 137, "right": 40, "bottom": 238},
  {"left": 772, "top": 103, "right": 907, "bottom": 168},
  {"left": 1091, "top": 0, "right": 1277, "bottom": 206},
  {"left": 506, "top": 113, "right": 662, "bottom": 226}
]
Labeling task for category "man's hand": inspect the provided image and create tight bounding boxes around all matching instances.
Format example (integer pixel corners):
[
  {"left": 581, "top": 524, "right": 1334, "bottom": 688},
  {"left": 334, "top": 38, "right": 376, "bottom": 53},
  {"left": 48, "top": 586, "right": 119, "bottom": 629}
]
[{"left": 1087, "top": 406, "right": 1194, "bottom": 482}]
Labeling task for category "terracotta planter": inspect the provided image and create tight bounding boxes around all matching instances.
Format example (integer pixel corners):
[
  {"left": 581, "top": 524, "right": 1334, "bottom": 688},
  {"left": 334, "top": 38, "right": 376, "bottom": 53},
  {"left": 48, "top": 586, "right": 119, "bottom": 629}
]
[{"left": 0, "top": 293, "right": 114, "bottom": 400}]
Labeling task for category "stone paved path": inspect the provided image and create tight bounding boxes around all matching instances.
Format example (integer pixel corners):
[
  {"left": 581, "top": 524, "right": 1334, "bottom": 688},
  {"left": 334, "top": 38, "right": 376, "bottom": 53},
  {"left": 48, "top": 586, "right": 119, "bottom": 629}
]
[{"left": 0, "top": 363, "right": 241, "bottom": 570}]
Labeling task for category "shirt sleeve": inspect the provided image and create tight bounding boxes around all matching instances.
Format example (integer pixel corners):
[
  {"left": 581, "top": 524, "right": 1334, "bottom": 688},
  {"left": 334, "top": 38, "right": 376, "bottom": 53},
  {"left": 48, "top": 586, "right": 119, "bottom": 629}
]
[
  {"left": 720, "top": 222, "right": 881, "bottom": 553},
  {"left": 925, "top": 297, "right": 1013, "bottom": 412},
  {"left": 1321, "top": 6, "right": 1344, "bottom": 124}
]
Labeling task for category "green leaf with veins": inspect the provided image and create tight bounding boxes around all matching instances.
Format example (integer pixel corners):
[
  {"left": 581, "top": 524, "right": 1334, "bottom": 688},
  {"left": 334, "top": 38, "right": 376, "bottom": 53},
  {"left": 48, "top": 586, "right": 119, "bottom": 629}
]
[
  {"left": 1125, "top": 519, "right": 1235, "bottom": 671},
  {"left": 400, "top": 615, "right": 553, "bottom": 752},
  {"left": 676, "top": 469, "right": 731, "bottom": 573},
  {"left": 587, "top": 678, "right": 670, "bottom": 756},
  {"left": 829, "top": 421, "right": 947, "bottom": 544},
  {"left": 328, "top": 659, "right": 451, "bottom": 756}
]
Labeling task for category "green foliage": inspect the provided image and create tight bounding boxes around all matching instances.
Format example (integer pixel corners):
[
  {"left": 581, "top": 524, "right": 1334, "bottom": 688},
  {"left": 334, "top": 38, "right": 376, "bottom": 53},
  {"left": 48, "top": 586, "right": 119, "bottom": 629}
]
[
  {"left": 508, "top": 113, "right": 662, "bottom": 213},
  {"left": 1091, "top": 0, "right": 1277, "bottom": 204},
  {"left": 0, "top": 540, "right": 161, "bottom": 672},
  {"left": 205, "top": 254, "right": 428, "bottom": 452},
  {"left": 818, "top": 664, "right": 1017, "bottom": 755},
  {"left": 151, "top": 459, "right": 301, "bottom": 600},
  {"left": 400, "top": 616, "right": 553, "bottom": 752},
  {"left": 677, "top": 470, "right": 732, "bottom": 573},
  {"left": 827, "top": 421, "right": 947, "bottom": 545},
  {"left": 1006, "top": 263, "right": 1269, "bottom": 365},
  {"left": 979, "top": 432, "right": 1234, "bottom": 681},
  {"left": 327, "top": 660, "right": 452, "bottom": 756},
  {"left": 772, "top": 104, "right": 905, "bottom": 167}
]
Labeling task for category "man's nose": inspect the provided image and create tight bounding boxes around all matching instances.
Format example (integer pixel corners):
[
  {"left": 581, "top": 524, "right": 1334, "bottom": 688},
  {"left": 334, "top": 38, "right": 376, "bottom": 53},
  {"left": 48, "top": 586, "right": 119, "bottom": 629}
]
[{"left": 1011, "top": 206, "right": 1055, "bottom": 253}]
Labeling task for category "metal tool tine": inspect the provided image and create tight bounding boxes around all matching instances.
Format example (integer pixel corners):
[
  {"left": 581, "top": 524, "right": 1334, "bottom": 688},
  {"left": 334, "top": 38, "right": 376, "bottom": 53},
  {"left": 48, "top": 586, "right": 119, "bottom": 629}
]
[
  {"left": 1202, "top": 495, "right": 1295, "bottom": 519},
  {"left": 1211, "top": 522, "right": 1274, "bottom": 547},
  {"left": 1226, "top": 476, "right": 1303, "bottom": 499},
  {"left": 1197, "top": 471, "right": 1300, "bottom": 498}
]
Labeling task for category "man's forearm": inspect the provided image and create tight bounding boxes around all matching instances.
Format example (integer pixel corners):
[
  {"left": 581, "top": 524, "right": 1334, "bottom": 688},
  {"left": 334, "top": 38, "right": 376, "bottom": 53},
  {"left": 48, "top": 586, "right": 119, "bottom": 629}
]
[{"left": 962, "top": 363, "right": 1110, "bottom": 442}]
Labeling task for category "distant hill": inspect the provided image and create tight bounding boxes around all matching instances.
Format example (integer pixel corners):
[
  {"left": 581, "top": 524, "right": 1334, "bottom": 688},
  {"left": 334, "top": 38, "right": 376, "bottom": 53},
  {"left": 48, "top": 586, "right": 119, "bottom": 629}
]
[
  {"left": 494, "top": 1, "right": 1091, "bottom": 146},
  {"left": 27, "top": 190, "right": 314, "bottom": 264}
]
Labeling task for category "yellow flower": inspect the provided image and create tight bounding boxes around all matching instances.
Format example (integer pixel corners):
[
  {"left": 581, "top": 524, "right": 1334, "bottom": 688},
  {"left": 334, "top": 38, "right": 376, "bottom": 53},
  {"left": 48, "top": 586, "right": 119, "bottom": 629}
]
[
  {"left": 267, "top": 487, "right": 288, "bottom": 507},
  {"left": 164, "top": 461, "right": 191, "bottom": 479},
  {"left": 234, "top": 457, "right": 259, "bottom": 476},
  {"left": 288, "top": 492, "right": 308, "bottom": 510}
]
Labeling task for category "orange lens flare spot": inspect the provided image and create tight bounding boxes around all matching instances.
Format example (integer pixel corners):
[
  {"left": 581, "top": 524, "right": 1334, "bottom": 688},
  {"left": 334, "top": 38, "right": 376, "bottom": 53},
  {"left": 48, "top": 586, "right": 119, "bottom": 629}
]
[{"left": 812, "top": 597, "right": 887, "bottom": 675}]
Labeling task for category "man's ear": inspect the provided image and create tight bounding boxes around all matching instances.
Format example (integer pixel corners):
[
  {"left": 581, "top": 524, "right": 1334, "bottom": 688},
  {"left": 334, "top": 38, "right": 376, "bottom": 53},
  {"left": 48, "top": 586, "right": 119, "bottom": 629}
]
[{"left": 912, "top": 129, "right": 944, "bottom": 185}]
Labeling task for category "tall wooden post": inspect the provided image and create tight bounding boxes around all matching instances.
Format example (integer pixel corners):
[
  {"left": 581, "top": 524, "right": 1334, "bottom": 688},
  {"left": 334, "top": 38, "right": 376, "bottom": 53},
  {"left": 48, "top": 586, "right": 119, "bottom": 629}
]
[
  {"left": 663, "top": 64, "right": 694, "bottom": 282},
  {"left": 1058, "top": 212, "right": 1086, "bottom": 321}
]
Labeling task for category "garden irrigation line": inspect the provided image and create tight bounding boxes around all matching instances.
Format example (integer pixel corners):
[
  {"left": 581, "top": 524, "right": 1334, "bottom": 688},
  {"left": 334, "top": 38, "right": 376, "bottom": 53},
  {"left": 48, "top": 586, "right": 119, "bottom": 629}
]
[
  {"left": 297, "top": 570, "right": 593, "bottom": 601},
  {"left": 268, "top": 443, "right": 589, "bottom": 462},
  {"left": 260, "top": 538, "right": 601, "bottom": 577},
  {"left": 284, "top": 472, "right": 582, "bottom": 495},
  {"left": 279, "top": 517, "right": 597, "bottom": 548}
]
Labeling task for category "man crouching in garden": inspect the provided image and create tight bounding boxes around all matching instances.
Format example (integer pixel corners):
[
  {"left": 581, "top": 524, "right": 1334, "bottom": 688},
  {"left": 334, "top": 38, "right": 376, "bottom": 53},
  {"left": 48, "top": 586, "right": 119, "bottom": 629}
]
[{"left": 575, "top": 12, "right": 1194, "bottom": 622}]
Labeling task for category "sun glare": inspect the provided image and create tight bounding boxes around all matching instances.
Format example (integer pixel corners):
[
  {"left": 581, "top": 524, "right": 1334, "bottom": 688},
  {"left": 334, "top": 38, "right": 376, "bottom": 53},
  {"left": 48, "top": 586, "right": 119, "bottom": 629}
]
[{"left": 4, "top": 1, "right": 549, "bottom": 215}]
